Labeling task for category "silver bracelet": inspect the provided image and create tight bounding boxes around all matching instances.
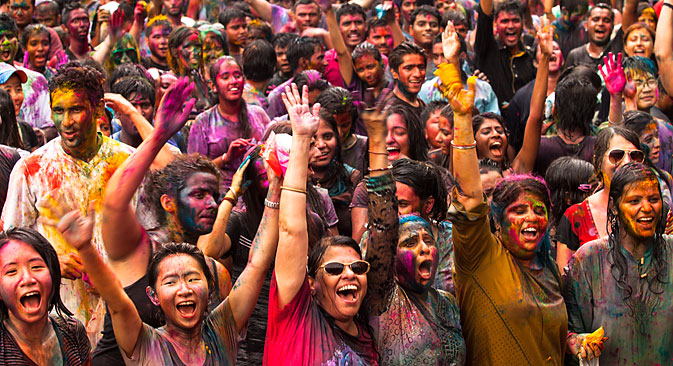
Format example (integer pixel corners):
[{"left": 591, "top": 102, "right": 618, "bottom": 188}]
[{"left": 264, "top": 198, "right": 280, "bottom": 209}]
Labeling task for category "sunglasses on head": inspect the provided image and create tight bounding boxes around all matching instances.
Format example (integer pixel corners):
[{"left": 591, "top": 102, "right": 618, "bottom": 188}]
[
  {"left": 607, "top": 148, "right": 645, "bottom": 164},
  {"left": 320, "top": 260, "right": 370, "bottom": 276}
]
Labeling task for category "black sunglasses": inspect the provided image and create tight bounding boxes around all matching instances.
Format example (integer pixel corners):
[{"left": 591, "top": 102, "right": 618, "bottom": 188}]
[
  {"left": 607, "top": 149, "right": 645, "bottom": 164},
  {"left": 320, "top": 260, "right": 370, "bottom": 276}
]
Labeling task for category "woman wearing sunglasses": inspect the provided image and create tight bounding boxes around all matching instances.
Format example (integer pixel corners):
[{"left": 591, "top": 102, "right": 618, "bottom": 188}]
[
  {"left": 564, "top": 162, "right": 673, "bottom": 364},
  {"left": 264, "top": 84, "right": 378, "bottom": 365},
  {"left": 556, "top": 127, "right": 646, "bottom": 271},
  {"left": 358, "top": 99, "right": 465, "bottom": 364}
]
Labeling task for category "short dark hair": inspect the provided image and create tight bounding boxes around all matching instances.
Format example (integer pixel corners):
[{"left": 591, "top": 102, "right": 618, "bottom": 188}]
[
  {"left": 365, "top": 17, "right": 388, "bottom": 38},
  {"left": 410, "top": 5, "right": 440, "bottom": 25},
  {"left": 336, "top": 3, "right": 365, "bottom": 24},
  {"left": 111, "top": 76, "right": 157, "bottom": 107},
  {"left": 108, "top": 63, "right": 150, "bottom": 89},
  {"left": 243, "top": 39, "right": 276, "bottom": 82},
  {"left": 0, "top": 13, "right": 18, "bottom": 35},
  {"left": 147, "top": 242, "right": 215, "bottom": 294},
  {"left": 443, "top": 9, "right": 468, "bottom": 28},
  {"left": 494, "top": 0, "right": 523, "bottom": 19},
  {"left": 144, "top": 154, "right": 221, "bottom": 226},
  {"left": 0, "top": 228, "right": 73, "bottom": 322},
  {"left": 218, "top": 7, "right": 247, "bottom": 28},
  {"left": 20, "top": 23, "right": 51, "bottom": 49},
  {"left": 389, "top": 41, "right": 426, "bottom": 73},
  {"left": 554, "top": 76, "right": 597, "bottom": 136},
  {"left": 351, "top": 41, "right": 382, "bottom": 64},
  {"left": 293, "top": 69, "right": 329, "bottom": 93},
  {"left": 272, "top": 32, "right": 297, "bottom": 49},
  {"left": 292, "top": 0, "right": 318, "bottom": 12},
  {"left": 592, "top": 126, "right": 641, "bottom": 180},
  {"left": 35, "top": 0, "right": 59, "bottom": 15},
  {"left": 49, "top": 62, "right": 104, "bottom": 107},
  {"left": 589, "top": 2, "right": 614, "bottom": 22},
  {"left": 317, "top": 86, "right": 358, "bottom": 135},
  {"left": 560, "top": 0, "right": 588, "bottom": 14},
  {"left": 286, "top": 36, "right": 322, "bottom": 73},
  {"left": 420, "top": 100, "right": 448, "bottom": 127},
  {"left": 144, "top": 15, "right": 172, "bottom": 38},
  {"left": 61, "top": 2, "right": 85, "bottom": 25}
]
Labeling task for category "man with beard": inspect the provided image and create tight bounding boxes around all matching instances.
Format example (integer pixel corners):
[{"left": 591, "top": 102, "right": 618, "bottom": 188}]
[
  {"left": 160, "top": 0, "right": 194, "bottom": 27},
  {"left": 141, "top": 16, "right": 172, "bottom": 71},
  {"left": 409, "top": 5, "right": 440, "bottom": 78},
  {"left": 1, "top": 62, "right": 136, "bottom": 344},
  {"left": 474, "top": 0, "right": 536, "bottom": 109},
  {"left": 565, "top": 3, "right": 614, "bottom": 69},
  {"left": 387, "top": 41, "right": 427, "bottom": 116}
]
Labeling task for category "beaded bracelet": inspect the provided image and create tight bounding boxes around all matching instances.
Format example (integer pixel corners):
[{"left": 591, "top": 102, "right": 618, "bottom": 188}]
[
  {"left": 264, "top": 199, "right": 280, "bottom": 209},
  {"left": 368, "top": 165, "right": 393, "bottom": 172}
]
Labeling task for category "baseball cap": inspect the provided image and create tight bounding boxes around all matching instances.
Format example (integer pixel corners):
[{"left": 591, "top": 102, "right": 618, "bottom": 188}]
[{"left": 0, "top": 63, "right": 28, "bottom": 84}]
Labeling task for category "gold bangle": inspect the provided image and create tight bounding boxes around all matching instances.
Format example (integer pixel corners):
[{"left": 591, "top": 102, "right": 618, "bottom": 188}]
[
  {"left": 451, "top": 140, "right": 477, "bottom": 150},
  {"left": 280, "top": 185, "right": 307, "bottom": 194},
  {"left": 228, "top": 187, "right": 239, "bottom": 200},
  {"left": 368, "top": 165, "right": 392, "bottom": 172},
  {"left": 368, "top": 150, "right": 388, "bottom": 155}
]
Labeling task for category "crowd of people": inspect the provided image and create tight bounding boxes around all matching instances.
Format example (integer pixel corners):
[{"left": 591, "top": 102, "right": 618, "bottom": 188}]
[{"left": 0, "top": 0, "right": 673, "bottom": 363}]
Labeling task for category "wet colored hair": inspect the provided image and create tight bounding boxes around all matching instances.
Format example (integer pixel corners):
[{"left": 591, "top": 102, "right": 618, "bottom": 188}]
[
  {"left": 317, "top": 86, "right": 358, "bottom": 136},
  {"left": 49, "top": 62, "right": 104, "bottom": 108},
  {"left": 607, "top": 163, "right": 668, "bottom": 303},
  {"left": 351, "top": 41, "right": 382, "bottom": 64},
  {"left": 622, "top": 55, "right": 657, "bottom": 77},
  {"left": 0, "top": 14, "right": 17, "bottom": 36},
  {"left": 144, "top": 154, "right": 221, "bottom": 226},
  {"left": 545, "top": 156, "right": 595, "bottom": 227},
  {"left": 0, "top": 228, "right": 72, "bottom": 322},
  {"left": 0, "top": 88, "right": 23, "bottom": 149},
  {"left": 554, "top": 75, "right": 597, "bottom": 136}
]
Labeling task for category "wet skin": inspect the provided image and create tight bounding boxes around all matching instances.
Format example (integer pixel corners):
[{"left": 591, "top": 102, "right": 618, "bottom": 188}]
[
  {"left": 618, "top": 178, "right": 662, "bottom": 241},
  {"left": 176, "top": 172, "right": 219, "bottom": 236}
]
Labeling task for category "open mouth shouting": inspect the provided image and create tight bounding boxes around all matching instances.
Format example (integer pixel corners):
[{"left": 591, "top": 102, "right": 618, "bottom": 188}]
[
  {"left": 176, "top": 300, "right": 197, "bottom": 318},
  {"left": 19, "top": 290, "right": 43, "bottom": 315},
  {"left": 488, "top": 140, "right": 504, "bottom": 160},
  {"left": 336, "top": 283, "right": 360, "bottom": 304},
  {"left": 520, "top": 226, "right": 541, "bottom": 242},
  {"left": 417, "top": 259, "right": 434, "bottom": 281}
]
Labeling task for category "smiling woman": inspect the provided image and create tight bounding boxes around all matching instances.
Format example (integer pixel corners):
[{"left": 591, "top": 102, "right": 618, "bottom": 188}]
[{"left": 0, "top": 228, "right": 91, "bottom": 365}]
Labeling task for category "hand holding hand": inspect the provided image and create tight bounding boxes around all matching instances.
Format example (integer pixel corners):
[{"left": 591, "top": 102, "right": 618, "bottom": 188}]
[
  {"left": 282, "top": 84, "right": 320, "bottom": 137},
  {"left": 154, "top": 76, "right": 196, "bottom": 139},
  {"left": 600, "top": 52, "right": 626, "bottom": 95}
]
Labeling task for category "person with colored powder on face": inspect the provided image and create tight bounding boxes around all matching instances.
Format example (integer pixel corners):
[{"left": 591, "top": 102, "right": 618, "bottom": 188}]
[
  {"left": 0, "top": 64, "right": 39, "bottom": 151},
  {"left": 8, "top": 0, "right": 33, "bottom": 38},
  {"left": 189, "top": 56, "right": 271, "bottom": 192},
  {"left": 0, "top": 63, "right": 137, "bottom": 345},
  {"left": 198, "top": 23, "right": 227, "bottom": 80},
  {"left": 550, "top": 0, "right": 589, "bottom": 58},
  {"left": 352, "top": 97, "right": 465, "bottom": 365},
  {"left": 408, "top": 6, "right": 440, "bottom": 78},
  {"left": 34, "top": 0, "right": 60, "bottom": 27},
  {"left": 0, "top": 15, "right": 56, "bottom": 141},
  {"left": 20, "top": 23, "right": 56, "bottom": 81},
  {"left": 244, "top": 0, "right": 323, "bottom": 35},
  {"left": 386, "top": 41, "right": 426, "bottom": 117},
  {"left": 105, "top": 34, "right": 141, "bottom": 75},
  {"left": 564, "top": 3, "right": 615, "bottom": 69},
  {"left": 141, "top": 16, "right": 173, "bottom": 72},
  {"left": 564, "top": 162, "right": 673, "bottom": 365},
  {"left": 0, "top": 228, "right": 91, "bottom": 365},
  {"left": 167, "top": 25, "right": 210, "bottom": 114},
  {"left": 91, "top": 77, "right": 237, "bottom": 365},
  {"left": 445, "top": 42, "right": 567, "bottom": 364},
  {"left": 366, "top": 17, "right": 395, "bottom": 57}
]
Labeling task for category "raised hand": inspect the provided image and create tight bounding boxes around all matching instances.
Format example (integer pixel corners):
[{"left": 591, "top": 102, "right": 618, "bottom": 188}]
[
  {"left": 57, "top": 204, "right": 96, "bottom": 252},
  {"left": 437, "top": 63, "right": 476, "bottom": 115},
  {"left": 537, "top": 18, "right": 554, "bottom": 57},
  {"left": 361, "top": 107, "right": 387, "bottom": 141},
  {"left": 282, "top": 84, "right": 320, "bottom": 137},
  {"left": 223, "top": 138, "right": 253, "bottom": 166},
  {"left": 109, "top": 8, "right": 125, "bottom": 44},
  {"left": 104, "top": 93, "right": 138, "bottom": 117},
  {"left": 600, "top": 52, "right": 626, "bottom": 95},
  {"left": 134, "top": 0, "right": 148, "bottom": 22},
  {"left": 230, "top": 157, "right": 252, "bottom": 196},
  {"left": 154, "top": 76, "right": 196, "bottom": 139},
  {"left": 48, "top": 49, "right": 69, "bottom": 70},
  {"left": 442, "top": 21, "right": 461, "bottom": 63},
  {"left": 317, "top": 0, "right": 332, "bottom": 13}
]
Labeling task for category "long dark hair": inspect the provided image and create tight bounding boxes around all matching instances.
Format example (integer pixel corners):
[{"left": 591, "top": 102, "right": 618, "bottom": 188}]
[
  {"left": 490, "top": 174, "right": 556, "bottom": 270},
  {"left": 209, "top": 56, "right": 252, "bottom": 139},
  {"left": 386, "top": 103, "right": 428, "bottom": 161},
  {"left": 0, "top": 88, "right": 23, "bottom": 149},
  {"left": 472, "top": 112, "right": 509, "bottom": 168},
  {"left": 0, "top": 228, "right": 72, "bottom": 321},
  {"left": 545, "top": 156, "right": 595, "bottom": 227},
  {"left": 392, "top": 158, "right": 448, "bottom": 222},
  {"left": 606, "top": 163, "right": 668, "bottom": 307},
  {"left": 314, "top": 105, "right": 353, "bottom": 193},
  {"left": 592, "top": 126, "right": 641, "bottom": 188}
]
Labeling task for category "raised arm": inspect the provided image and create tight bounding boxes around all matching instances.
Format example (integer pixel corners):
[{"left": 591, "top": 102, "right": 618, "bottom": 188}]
[
  {"left": 227, "top": 159, "right": 281, "bottom": 332},
  {"left": 129, "top": 1, "right": 147, "bottom": 45},
  {"left": 244, "top": 0, "right": 273, "bottom": 23},
  {"left": 444, "top": 65, "right": 480, "bottom": 210},
  {"left": 600, "top": 52, "right": 627, "bottom": 124},
  {"left": 321, "top": 0, "right": 355, "bottom": 85},
  {"left": 56, "top": 207, "right": 141, "bottom": 358},
  {"left": 102, "top": 78, "right": 195, "bottom": 261},
  {"left": 480, "top": 0, "right": 494, "bottom": 17},
  {"left": 362, "top": 107, "right": 398, "bottom": 315},
  {"left": 92, "top": 9, "right": 124, "bottom": 66},
  {"left": 621, "top": 0, "right": 639, "bottom": 31},
  {"left": 197, "top": 158, "right": 251, "bottom": 260},
  {"left": 655, "top": 0, "right": 673, "bottom": 95},
  {"left": 275, "top": 84, "right": 321, "bottom": 308},
  {"left": 104, "top": 92, "right": 176, "bottom": 169},
  {"left": 511, "top": 23, "right": 552, "bottom": 173}
]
